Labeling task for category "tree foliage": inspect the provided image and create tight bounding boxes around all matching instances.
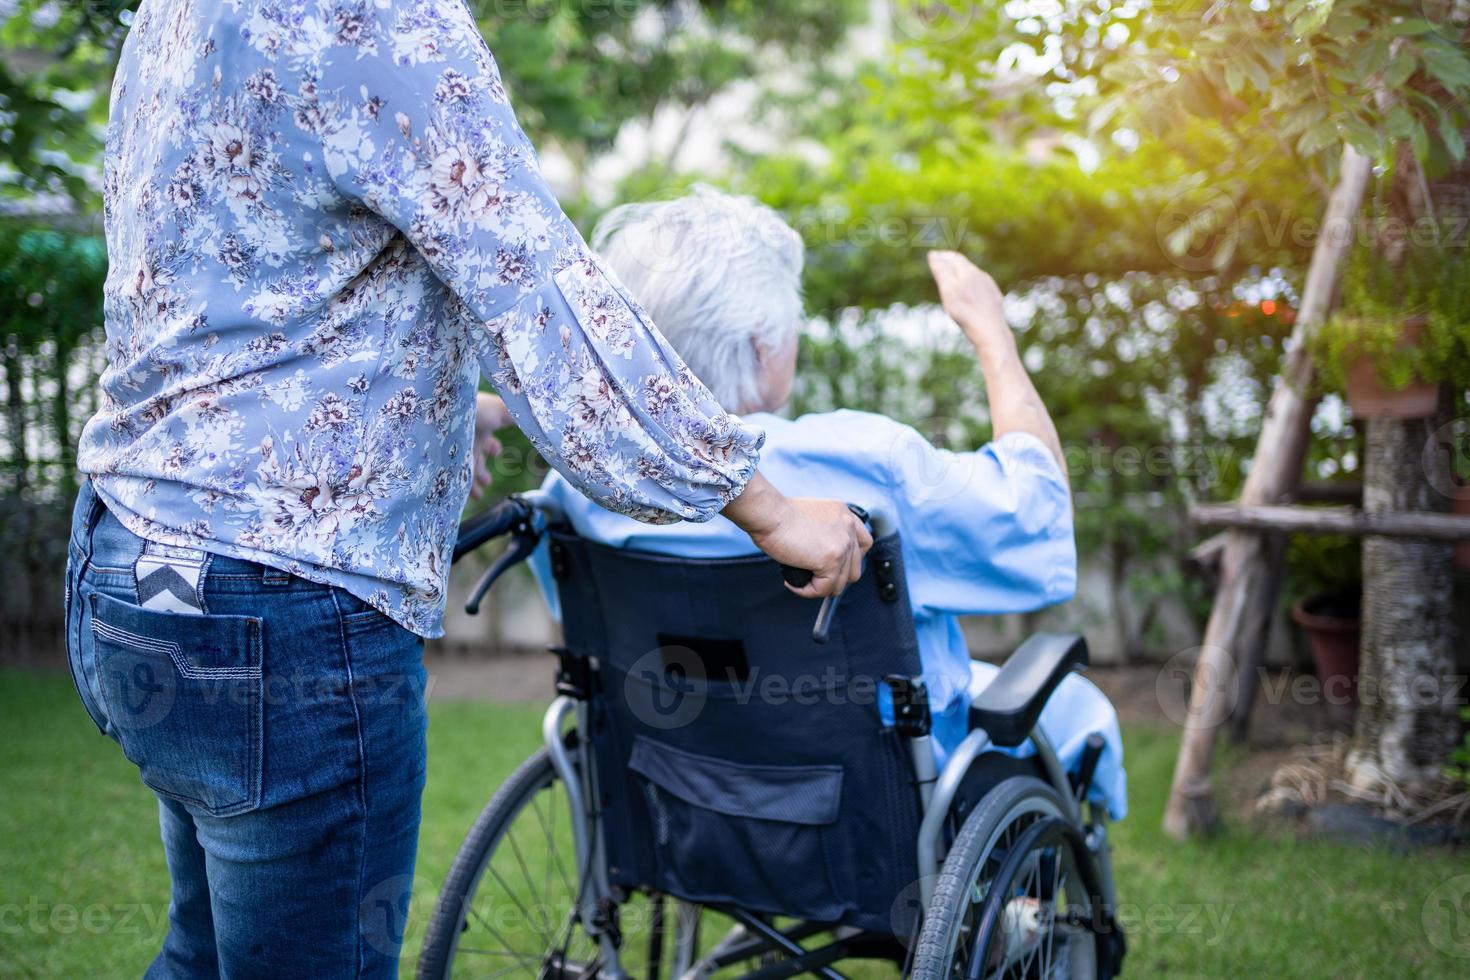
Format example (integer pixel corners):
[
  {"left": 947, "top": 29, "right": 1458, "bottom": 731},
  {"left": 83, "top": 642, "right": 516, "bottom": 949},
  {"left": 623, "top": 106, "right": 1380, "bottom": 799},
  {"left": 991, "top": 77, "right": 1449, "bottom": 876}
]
[{"left": 0, "top": 0, "right": 864, "bottom": 205}]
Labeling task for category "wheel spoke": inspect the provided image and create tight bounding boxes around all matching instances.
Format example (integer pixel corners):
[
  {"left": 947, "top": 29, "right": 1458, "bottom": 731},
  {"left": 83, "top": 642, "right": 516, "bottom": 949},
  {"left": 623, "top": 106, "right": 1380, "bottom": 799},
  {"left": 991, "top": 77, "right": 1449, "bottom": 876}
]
[
  {"left": 530, "top": 790, "right": 576, "bottom": 898},
  {"left": 504, "top": 811, "right": 543, "bottom": 901},
  {"left": 483, "top": 859, "right": 555, "bottom": 952},
  {"left": 466, "top": 901, "right": 545, "bottom": 965}
]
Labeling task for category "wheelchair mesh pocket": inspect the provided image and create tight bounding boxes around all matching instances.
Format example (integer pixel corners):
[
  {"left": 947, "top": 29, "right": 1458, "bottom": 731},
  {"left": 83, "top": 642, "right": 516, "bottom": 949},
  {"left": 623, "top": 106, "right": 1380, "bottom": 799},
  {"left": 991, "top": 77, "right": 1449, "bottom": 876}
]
[{"left": 628, "top": 736, "right": 854, "bottom": 921}]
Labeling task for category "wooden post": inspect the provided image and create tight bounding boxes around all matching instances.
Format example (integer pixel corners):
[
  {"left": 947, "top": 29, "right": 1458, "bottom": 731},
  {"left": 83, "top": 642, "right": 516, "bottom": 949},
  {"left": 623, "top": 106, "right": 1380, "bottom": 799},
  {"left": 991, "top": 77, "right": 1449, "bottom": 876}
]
[
  {"left": 1191, "top": 502, "right": 1470, "bottom": 539},
  {"left": 1162, "top": 146, "right": 1373, "bottom": 840},
  {"left": 1227, "top": 532, "right": 1285, "bottom": 744}
]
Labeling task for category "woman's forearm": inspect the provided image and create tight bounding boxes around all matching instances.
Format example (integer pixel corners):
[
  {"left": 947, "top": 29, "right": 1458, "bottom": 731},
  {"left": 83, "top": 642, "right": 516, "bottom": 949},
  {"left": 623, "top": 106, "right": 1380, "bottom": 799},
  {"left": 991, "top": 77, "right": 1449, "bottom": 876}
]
[{"left": 721, "top": 471, "right": 791, "bottom": 540}]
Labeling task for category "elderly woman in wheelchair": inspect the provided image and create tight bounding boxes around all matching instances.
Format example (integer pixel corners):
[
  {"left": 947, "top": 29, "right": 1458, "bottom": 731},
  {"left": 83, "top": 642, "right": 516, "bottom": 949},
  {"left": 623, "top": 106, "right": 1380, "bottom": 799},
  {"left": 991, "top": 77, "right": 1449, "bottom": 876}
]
[{"left": 420, "top": 188, "right": 1128, "bottom": 979}]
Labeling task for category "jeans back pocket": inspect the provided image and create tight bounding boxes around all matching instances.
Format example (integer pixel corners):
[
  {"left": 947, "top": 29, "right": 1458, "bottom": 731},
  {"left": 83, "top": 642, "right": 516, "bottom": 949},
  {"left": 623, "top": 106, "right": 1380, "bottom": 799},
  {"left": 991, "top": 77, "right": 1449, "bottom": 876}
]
[{"left": 89, "top": 591, "right": 264, "bottom": 816}]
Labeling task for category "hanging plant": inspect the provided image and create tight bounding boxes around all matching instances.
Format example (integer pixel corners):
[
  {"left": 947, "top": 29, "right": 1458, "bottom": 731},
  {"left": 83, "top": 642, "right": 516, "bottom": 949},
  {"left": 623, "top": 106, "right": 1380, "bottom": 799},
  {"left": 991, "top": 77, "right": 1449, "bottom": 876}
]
[{"left": 1312, "top": 242, "right": 1470, "bottom": 417}]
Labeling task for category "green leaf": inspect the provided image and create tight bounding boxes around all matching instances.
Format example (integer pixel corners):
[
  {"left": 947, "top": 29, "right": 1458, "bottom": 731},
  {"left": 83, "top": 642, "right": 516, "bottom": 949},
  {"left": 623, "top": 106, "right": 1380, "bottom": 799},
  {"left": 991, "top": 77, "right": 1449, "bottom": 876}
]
[
  {"left": 1325, "top": 11, "right": 1370, "bottom": 37},
  {"left": 1297, "top": 119, "right": 1341, "bottom": 156},
  {"left": 1224, "top": 62, "right": 1245, "bottom": 96},
  {"left": 1409, "top": 117, "right": 1431, "bottom": 161},
  {"left": 1422, "top": 45, "right": 1470, "bottom": 91},
  {"left": 1354, "top": 38, "right": 1391, "bottom": 79},
  {"left": 1281, "top": 102, "right": 1329, "bottom": 137},
  {"left": 1442, "top": 124, "right": 1467, "bottom": 163},
  {"left": 1290, "top": 0, "right": 1336, "bottom": 38},
  {"left": 1249, "top": 37, "right": 1287, "bottom": 73},
  {"left": 1340, "top": 113, "right": 1382, "bottom": 158},
  {"left": 1433, "top": 103, "right": 1467, "bottom": 162},
  {"left": 1242, "top": 54, "right": 1272, "bottom": 94},
  {"left": 1381, "top": 50, "right": 1418, "bottom": 89},
  {"left": 1386, "top": 19, "right": 1434, "bottom": 36},
  {"left": 1384, "top": 105, "right": 1416, "bottom": 139}
]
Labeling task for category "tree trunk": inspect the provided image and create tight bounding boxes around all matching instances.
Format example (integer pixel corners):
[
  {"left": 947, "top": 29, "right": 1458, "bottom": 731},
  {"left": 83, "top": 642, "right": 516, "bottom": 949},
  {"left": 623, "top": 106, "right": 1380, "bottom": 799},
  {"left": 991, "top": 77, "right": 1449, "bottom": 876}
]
[
  {"left": 1343, "top": 398, "right": 1460, "bottom": 797},
  {"left": 1340, "top": 133, "right": 1470, "bottom": 800}
]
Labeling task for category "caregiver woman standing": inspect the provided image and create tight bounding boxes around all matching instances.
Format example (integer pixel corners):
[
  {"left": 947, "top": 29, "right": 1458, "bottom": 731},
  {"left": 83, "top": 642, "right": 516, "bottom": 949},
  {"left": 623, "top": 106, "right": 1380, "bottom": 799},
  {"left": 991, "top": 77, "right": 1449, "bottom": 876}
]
[{"left": 66, "top": 1, "right": 870, "bottom": 976}]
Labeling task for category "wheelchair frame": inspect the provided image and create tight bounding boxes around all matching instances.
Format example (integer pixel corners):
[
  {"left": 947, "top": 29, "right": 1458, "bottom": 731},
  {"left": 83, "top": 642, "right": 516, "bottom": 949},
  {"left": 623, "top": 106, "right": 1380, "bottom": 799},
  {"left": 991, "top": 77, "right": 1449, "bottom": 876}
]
[{"left": 515, "top": 489, "right": 1120, "bottom": 979}]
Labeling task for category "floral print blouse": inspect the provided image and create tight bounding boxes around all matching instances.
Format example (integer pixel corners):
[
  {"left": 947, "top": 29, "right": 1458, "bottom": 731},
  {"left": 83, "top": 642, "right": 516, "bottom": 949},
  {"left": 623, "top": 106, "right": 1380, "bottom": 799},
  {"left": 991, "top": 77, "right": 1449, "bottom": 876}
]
[{"left": 78, "top": 0, "right": 764, "bottom": 637}]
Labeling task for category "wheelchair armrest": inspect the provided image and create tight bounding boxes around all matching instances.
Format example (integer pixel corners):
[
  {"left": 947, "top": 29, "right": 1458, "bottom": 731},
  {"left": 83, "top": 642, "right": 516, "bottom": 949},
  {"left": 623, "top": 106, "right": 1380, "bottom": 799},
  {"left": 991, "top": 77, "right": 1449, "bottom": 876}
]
[{"left": 968, "top": 632, "right": 1089, "bottom": 748}]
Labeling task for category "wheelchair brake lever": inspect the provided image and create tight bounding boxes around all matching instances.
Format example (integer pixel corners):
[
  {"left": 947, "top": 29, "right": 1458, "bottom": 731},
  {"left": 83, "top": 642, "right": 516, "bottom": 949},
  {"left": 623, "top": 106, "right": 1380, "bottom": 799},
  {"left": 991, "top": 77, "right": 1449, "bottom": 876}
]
[
  {"left": 780, "top": 564, "right": 845, "bottom": 644},
  {"left": 779, "top": 504, "right": 869, "bottom": 645},
  {"left": 465, "top": 524, "right": 541, "bottom": 615}
]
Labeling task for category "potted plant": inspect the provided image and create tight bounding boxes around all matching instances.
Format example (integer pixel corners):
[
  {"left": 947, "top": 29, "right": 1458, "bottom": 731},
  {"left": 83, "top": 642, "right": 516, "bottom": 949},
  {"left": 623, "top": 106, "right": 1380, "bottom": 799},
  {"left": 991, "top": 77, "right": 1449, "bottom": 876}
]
[
  {"left": 1286, "top": 534, "right": 1362, "bottom": 726},
  {"left": 1313, "top": 245, "right": 1470, "bottom": 419}
]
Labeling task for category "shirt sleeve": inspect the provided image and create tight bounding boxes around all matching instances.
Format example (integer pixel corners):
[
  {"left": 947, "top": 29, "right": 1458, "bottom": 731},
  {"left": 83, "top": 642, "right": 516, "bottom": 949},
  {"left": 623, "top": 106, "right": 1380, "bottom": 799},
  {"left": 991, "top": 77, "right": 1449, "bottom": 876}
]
[
  {"left": 312, "top": 0, "right": 762, "bottom": 523},
  {"left": 888, "top": 427, "right": 1076, "bottom": 615}
]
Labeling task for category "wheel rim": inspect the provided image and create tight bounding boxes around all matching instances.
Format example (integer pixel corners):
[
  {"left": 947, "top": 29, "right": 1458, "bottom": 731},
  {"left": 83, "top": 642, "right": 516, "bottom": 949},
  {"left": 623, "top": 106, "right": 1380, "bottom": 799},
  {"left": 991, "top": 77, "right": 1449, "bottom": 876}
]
[
  {"left": 950, "top": 809, "right": 1099, "bottom": 979},
  {"left": 436, "top": 752, "right": 709, "bottom": 980},
  {"left": 443, "top": 760, "right": 603, "bottom": 979}
]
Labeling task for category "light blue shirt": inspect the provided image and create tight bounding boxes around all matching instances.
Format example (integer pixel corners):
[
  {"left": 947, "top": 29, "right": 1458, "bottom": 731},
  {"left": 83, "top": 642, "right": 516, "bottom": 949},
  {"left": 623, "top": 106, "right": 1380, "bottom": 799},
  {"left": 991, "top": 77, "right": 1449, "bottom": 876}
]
[{"left": 531, "top": 410, "right": 1127, "bottom": 819}]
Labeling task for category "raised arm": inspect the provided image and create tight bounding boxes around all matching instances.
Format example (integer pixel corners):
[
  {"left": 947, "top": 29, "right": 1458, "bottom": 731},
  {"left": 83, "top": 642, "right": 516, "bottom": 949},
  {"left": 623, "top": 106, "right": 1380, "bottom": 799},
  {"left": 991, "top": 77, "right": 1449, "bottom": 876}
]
[{"left": 927, "top": 251, "right": 1069, "bottom": 491}]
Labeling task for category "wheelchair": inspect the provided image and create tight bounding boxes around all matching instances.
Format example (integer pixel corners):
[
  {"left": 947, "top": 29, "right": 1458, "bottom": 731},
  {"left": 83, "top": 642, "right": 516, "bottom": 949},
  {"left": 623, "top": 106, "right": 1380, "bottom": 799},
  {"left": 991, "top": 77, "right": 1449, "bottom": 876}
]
[{"left": 418, "top": 492, "right": 1126, "bottom": 980}]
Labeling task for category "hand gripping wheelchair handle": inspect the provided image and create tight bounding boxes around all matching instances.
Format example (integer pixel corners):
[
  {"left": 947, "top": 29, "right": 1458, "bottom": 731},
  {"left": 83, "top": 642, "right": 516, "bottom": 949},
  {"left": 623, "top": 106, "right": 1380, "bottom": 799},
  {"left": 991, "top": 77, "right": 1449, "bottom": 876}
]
[
  {"left": 454, "top": 496, "right": 535, "bottom": 563},
  {"left": 779, "top": 504, "right": 874, "bottom": 645},
  {"left": 457, "top": 496, "right": 541, "bottom": 615}
]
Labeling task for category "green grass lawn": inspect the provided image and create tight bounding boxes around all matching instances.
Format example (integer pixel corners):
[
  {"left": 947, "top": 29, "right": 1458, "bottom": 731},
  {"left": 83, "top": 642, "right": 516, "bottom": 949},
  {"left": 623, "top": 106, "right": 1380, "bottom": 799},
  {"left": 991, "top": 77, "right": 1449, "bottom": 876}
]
[{"left": 1, "top": 668, "right": 1465, "bottom": 978}]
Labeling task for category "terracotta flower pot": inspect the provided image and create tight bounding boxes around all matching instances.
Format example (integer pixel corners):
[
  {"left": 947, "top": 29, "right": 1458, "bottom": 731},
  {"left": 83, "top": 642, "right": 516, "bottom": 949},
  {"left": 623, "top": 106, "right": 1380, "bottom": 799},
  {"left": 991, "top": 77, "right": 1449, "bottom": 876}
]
[
  {"left": 1343, "top": 314, "right": 1439, "bottom": 419},
  {"left": 1291, "top": 590, "right": 1361, "bottom": 716}
]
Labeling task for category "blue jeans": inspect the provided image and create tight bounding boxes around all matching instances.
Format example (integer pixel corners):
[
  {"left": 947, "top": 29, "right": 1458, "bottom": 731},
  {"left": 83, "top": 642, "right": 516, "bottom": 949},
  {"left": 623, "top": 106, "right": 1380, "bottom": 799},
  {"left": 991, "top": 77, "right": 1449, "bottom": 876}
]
[{"left": 64, "top": 481, "right": 428, "bottom": 977}]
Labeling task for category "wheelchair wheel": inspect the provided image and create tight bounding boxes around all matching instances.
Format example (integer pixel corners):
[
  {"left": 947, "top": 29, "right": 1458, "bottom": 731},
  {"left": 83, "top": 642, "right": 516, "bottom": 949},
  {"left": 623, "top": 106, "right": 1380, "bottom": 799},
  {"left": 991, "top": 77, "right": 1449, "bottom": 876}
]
[
  {"left": 911, "top": 777, "right": 1113, "bottom": 980},
  {"left": 417, "top": 745, "right": 705, "bottom": 980}
]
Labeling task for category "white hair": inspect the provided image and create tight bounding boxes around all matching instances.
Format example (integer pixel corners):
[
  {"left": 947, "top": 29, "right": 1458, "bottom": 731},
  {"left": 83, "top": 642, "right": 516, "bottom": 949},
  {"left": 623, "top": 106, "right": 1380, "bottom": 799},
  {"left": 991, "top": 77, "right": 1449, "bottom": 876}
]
[{"left": 591, "top": 185, "right": 804, "bottom": 413}]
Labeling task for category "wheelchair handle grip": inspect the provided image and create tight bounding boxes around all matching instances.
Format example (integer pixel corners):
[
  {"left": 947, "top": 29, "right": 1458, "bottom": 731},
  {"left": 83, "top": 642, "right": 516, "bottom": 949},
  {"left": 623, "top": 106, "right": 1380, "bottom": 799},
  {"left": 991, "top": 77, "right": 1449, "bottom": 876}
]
[
  {"left": 778, "top": 566, "right": 842, "bottom": 645},
  {"left": 776, "top": 503, "right": 869, "bottom": 645},
  {"left": 776, "top": 503, "right": 871, "bottom": 586},
  {"left": 453, "top": 496, "right": 533, "bottom": 563},
  {"left": 780, "top": 565, "right": 814, "bottom": 589}
]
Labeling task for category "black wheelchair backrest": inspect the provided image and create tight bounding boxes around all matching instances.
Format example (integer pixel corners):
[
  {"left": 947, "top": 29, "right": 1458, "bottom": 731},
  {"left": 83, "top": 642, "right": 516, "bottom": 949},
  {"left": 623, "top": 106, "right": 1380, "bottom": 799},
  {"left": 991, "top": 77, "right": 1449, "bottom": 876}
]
[{"left": 548, "top": 526, "right": 928, "bottom": 933}]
